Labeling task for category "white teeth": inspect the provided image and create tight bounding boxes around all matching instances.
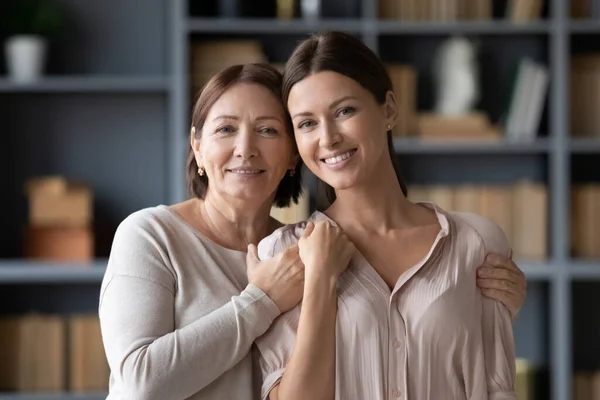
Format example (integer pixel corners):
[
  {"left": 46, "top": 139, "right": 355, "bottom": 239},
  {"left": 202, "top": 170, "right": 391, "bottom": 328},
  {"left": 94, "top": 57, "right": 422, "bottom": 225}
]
[
  {"left": 324, "top": 151, "right": 354, "bottom": 165},
  {"left": 231, "top": 169, "right": 261, "bottom": 174}
]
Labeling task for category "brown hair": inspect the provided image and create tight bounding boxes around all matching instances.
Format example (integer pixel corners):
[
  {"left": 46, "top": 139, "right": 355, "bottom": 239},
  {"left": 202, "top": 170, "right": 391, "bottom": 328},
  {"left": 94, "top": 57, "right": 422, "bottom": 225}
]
[
  {"left": 187, "top": 63, "right": 303, "bottom": 208},
  {"left": 282, "top": 31, "right": 407, "bottom": 208}
]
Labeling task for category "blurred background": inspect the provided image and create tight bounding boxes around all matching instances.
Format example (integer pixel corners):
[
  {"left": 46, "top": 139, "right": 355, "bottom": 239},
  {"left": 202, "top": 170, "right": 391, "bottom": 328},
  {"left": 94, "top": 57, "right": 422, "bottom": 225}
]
[{"left": 0, "top": 0, "right": 598, "bottom": 399}]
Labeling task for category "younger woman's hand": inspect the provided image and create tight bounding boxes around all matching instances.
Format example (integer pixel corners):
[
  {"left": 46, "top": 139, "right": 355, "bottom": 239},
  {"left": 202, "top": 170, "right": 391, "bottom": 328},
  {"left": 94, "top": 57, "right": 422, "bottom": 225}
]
[{"left": 298, "top": 221, "right": 355, "bottom": 283}]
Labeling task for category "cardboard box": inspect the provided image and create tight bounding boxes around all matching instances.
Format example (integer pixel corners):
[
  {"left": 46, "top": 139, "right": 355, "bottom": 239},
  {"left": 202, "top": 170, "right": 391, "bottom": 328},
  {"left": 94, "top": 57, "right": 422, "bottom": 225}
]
[{"left": 23, "top": 226, "right": 94, "bottom": 262}]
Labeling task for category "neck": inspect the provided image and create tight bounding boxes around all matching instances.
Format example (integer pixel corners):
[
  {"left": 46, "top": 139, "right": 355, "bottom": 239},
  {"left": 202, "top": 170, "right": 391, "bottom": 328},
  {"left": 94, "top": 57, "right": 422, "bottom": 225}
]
[
  {"left": 200, "top": 190, "right": 274, "bottom": 251},
  {"left": 326, "top": 157, "right": 416, "bottom": 234}
]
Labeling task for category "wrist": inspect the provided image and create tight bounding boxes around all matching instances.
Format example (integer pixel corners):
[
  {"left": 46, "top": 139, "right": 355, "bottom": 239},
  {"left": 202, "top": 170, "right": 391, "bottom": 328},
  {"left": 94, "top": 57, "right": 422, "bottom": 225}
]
[{"left": 305, "top": 271, "right": 338, "bottom": 291}]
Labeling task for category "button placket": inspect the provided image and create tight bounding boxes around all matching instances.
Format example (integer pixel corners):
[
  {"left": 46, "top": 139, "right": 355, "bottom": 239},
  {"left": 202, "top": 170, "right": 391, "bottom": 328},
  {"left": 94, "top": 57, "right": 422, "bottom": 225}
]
[{"left": 388, "top": 294, "right": 406, "bottom": 400}]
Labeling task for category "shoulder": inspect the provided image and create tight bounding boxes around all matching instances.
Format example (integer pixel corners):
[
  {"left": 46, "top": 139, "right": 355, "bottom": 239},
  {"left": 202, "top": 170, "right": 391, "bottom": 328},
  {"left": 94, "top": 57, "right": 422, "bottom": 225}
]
[
  {"left": 114, "top": 205, "right": 174, "bottom": 244},
  {"left": 449, "top": 212, "right": 511, "bottom": 259},
  {"left": 257, "top": 220, "right": 308, "bottom": 260}
]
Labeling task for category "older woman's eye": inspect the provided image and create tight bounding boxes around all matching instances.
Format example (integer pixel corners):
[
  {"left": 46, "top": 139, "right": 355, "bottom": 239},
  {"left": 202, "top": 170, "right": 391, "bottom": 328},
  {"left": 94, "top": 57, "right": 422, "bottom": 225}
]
[
  {"left": 216, "top": 125, "right": 235, "bottom": 134},
  {"left": 259, "top": 127, "right": 278, "bottom": 135}
]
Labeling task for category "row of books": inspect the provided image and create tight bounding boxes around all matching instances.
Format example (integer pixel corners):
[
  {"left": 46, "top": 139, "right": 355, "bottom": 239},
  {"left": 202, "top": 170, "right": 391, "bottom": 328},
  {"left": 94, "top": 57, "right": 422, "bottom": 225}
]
[
  {"left": 571, "top": 54, "right": 600, "bottom": 139},
  {"left": 189, "top": 40, "right": 555, "bottom": 143},
  {"left": 571, "top": 184, "right": 600, "bottom": 259},
  {"left": 572, "top": 0, "right": 600, "bottom": 19},
  {"left": 407, "top": 181, "right": 548, "bottom": 260},
  {"left": 271, "top": 181, "right": 600, "bottom": 261},
  {"left": 573, "top": 371, "right": 600, "bottom": 400},
  {"left": 378, "top": 0, "right": 543, "bottom": 21},
  {"left": 0, "top": 314, "right": 109, "bottom": 393}
]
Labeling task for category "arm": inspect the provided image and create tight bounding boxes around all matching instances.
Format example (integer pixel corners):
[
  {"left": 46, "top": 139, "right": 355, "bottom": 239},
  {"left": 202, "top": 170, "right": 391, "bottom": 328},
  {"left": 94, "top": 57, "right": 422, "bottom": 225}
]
[
  {"left": 455, "top": 212, "right": 518, "bottom": 398},
  {"left": 268, "top": 221, "right": 354, "bottom": 400},
  {"left": 482, "top": 297, "right": 518, "bottom": 399},
  {"left": 99, "top": 214, "right": 296, "bottom": 400},
  {"left": 271, "top": 272, "right": 338, "bottom": 399}
]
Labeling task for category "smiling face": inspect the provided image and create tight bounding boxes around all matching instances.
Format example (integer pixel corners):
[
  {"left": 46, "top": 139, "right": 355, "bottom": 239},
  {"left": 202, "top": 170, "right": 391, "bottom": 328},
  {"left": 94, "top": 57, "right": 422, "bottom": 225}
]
[
  {"left": 192, "top": 82, "right": 297, "bottom": 205},
  {"left": 288, "top": 71, "right": 396, "bottom": 192}
]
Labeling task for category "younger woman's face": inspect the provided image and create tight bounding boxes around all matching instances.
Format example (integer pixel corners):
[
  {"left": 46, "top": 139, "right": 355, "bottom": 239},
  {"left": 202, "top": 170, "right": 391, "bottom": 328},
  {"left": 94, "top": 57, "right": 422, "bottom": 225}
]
[{"left": 287, "top": 71, "right": 395, "bottom": 192}]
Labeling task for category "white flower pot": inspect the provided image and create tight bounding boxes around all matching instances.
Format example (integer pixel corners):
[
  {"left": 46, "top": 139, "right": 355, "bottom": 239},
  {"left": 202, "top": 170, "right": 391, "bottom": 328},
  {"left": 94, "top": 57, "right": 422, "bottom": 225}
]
[{"left": 5, "top": 35, "right": 48, "bottom": 83}]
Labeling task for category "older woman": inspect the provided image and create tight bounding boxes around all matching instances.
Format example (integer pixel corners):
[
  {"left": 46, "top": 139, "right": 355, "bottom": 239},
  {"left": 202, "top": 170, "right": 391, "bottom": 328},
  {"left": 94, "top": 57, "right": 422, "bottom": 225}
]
[{"left": 99, "top": 63, "right": 526, "bottom": 400}]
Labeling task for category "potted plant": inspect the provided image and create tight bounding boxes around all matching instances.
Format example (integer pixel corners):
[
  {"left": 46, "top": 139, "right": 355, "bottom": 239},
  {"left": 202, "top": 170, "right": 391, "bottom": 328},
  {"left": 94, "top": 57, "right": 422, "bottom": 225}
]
[{"left": 2, "top": 0, "right": 62, "bottom": 82}]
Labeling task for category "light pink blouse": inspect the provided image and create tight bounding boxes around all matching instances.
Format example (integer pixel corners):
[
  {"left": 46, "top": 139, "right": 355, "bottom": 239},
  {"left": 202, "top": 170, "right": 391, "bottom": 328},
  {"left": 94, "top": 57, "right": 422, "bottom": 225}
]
[{"left": 256, "top": 203, "right": 517, "bottom": 400}]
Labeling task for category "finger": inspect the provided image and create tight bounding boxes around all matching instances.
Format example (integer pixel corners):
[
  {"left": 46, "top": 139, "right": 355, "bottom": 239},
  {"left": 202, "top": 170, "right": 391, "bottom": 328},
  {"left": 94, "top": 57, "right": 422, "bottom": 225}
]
[
  {"left": 246, "top": 243, "right": 260, "bottom": 268},
  {"left": 480, "top": 288, "right": 512, "bottom": 304},
  {"left": 477, "top": 277, "right": 518, "bottom": 292},
  {"left": 283, "top": 244, "right": 300, "bottom": 257},
  {"left": 485, "top": 254, "right": 522, "bottom": 274},
  {"left": 302, "top": 221, "right": 315, "bottom": 238},
  {"left": 477, "top": 266, "right": 521, "bottom": 281}
]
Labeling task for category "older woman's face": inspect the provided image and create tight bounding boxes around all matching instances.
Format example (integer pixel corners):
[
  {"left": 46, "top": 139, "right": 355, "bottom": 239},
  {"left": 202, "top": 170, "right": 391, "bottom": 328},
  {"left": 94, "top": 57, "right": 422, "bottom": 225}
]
[{"left": 192, "top": 83, "right": 297, "bottom": 205}]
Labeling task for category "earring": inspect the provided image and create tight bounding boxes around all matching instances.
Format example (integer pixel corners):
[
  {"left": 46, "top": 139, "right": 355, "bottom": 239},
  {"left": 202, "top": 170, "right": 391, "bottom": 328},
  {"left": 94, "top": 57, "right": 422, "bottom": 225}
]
[
  {"left": 198, "top": 167, "right": 204, "bottom": 176},
  {"left": 386, "top": 124, "right": 391, "bottom": 130},
  {"left": 289, "top": 169, "right": 295, "bottom": 177}
]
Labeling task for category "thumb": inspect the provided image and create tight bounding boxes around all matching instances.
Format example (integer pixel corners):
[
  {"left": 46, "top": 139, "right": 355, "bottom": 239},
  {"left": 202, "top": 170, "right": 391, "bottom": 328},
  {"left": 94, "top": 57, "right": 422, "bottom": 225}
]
[
  {"left": 246, "top": 243, "right": 260, "bottom": 268},
  {"left": 302, "top": 221, "right": 315, "bottom": 239}
]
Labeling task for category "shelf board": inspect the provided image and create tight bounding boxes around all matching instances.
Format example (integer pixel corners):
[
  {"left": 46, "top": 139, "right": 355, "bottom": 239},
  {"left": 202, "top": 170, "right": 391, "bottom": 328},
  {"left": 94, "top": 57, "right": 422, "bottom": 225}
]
[
  {"left": 570, "top": 138, "right": 600, "bottom": 153},
  {"left": 0, "top": 260, "right": 107, "bottom": 284},
  {"left": 569, "top": 261, "right": 600, "bottom": 279},
  {"left": 520, "top": 261, "right": 558, "bottom": 281},
  {"left": 0, "top": 76, "right": 169, "bottom": 93},
  {"left": 186, "top": 18, "right": 364, "bottom": 34},
  {"left": 393, "top": 138, "right": 551, "bottom": 154},
  {"left": 570, "top": 19, "right": 600, "bottom": 33},
  {"left": 374, "top": 20, "right": 551, "bottom": 34},
  {"left": 0, "top": 393, "right": 107, "bottom": 400}
]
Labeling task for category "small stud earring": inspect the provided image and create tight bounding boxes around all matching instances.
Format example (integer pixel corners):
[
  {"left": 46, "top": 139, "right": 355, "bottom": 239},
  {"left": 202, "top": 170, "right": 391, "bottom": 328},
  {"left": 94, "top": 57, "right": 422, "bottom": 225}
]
[
  {"left": 386, "top": 124, "right": 391, "bottom": 130},
  {"left": 289, "top": 169, "right": 295, "bottom": 177},
  {"left": 198, "top": 167, "right": 205, "bottom": 176}
]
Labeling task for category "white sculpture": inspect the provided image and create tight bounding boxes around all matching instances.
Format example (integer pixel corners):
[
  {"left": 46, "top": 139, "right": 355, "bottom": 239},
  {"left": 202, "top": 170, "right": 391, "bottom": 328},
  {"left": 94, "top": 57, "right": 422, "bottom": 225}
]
[{"left": 432, "top": 36, "right": 480, "bottom": 117}]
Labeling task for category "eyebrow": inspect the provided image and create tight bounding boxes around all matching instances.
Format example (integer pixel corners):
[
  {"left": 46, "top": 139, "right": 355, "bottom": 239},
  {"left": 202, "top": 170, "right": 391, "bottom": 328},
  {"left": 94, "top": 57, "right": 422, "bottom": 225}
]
[
  {"left": 291, "top": 96, "right": 358, "bottom": 120},
  {"left": 212, "top": 115, "right": 282, "bottom": 123}
]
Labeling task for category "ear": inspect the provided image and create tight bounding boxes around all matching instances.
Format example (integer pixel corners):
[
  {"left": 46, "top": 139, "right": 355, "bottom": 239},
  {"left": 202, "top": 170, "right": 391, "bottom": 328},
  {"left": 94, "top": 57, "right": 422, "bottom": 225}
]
[
  {"left": 384, "top": 90, "right": 398, "bottom": 131},
  {"left": 288, "top": 153, "right": 300, "bottom": 171},
  {"left": 190, "top": 126, "right": 203, "bottom": 167}
]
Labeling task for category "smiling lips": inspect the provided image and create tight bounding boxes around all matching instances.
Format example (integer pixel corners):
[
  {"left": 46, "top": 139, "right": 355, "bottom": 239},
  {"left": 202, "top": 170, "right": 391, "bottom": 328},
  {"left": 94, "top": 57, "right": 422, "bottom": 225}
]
[
  {"left": 228, "top": 168, "right": 264, "bottom": 175},
  {"left": 321, "top": 149, "right": 357, "bottom": 165}
]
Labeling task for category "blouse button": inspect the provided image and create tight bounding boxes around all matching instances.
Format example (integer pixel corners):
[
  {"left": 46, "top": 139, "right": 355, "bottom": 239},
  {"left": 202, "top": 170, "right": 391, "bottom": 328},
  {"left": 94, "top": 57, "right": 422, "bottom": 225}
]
[
  {"left": 392, "top": 389, "right": 401, "bottom": 397},
  {"left": 393, "top": 339, "right": 402, "bottom": 348}
]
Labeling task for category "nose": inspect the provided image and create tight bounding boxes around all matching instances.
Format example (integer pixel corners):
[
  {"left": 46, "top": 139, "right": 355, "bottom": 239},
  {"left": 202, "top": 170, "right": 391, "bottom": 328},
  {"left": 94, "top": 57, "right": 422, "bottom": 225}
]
[
  {"left": 319, "top": 120, "right": 342, "bottom": 149},
  {"left": 234, "top": 125, "right": 259, "bottom": 160}
]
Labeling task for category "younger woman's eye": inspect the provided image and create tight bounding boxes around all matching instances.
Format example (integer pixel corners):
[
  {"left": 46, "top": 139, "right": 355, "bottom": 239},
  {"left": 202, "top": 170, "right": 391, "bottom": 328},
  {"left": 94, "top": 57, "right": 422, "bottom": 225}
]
[
  {"left": 337, "top": 107, "right": 355, "bottom": 117},
  {"left": 298, "top": 120, "right": 316, "bottom": 129}
]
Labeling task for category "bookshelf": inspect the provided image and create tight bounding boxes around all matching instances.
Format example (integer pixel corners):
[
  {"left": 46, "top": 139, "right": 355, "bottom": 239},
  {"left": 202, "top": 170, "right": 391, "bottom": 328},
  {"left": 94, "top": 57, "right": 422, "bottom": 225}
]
[{"left": 1, "top": 0, "right": 598, "bottom": 398}]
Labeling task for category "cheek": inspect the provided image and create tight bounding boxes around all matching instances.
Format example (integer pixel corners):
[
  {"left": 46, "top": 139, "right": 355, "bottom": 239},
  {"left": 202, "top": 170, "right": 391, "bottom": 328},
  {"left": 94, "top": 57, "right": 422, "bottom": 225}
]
[
  {"left": 293, "top": 134, "right": 316, "bottom": 164},
  {"left": 262, "top": 138, "right": 295, "bottom": 168}
]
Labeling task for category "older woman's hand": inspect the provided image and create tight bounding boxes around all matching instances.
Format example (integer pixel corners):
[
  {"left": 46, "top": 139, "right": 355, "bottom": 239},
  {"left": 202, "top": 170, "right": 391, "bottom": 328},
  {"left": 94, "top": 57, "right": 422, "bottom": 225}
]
[
  {"left": 247, "top": 243, "right": 304, "bottom": 313},
  {"left": 476, "top": 253, "right": 527, "bottom": 322}
]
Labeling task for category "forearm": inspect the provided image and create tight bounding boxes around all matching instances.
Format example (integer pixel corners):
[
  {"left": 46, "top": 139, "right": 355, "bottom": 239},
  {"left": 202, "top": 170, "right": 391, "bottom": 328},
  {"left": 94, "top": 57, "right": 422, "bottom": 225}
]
[
  {"left": 101, "top": 277, "right": 280, "bottom": 400},
  {"left": 275, "top": 276, "right": 338, "bottom": 400}
]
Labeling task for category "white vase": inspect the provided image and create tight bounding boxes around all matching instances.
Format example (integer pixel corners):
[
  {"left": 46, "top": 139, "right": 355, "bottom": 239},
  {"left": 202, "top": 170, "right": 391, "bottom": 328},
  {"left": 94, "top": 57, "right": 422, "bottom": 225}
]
[{"left": 5, "top": 35, "right": 48, "bottom": 83}]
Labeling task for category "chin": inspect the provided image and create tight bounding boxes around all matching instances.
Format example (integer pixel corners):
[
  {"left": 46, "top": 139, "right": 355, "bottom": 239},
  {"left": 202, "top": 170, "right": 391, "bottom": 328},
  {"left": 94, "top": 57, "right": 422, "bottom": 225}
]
[{"left": 319, "top": 175, "right": 359, "bottom": 191}]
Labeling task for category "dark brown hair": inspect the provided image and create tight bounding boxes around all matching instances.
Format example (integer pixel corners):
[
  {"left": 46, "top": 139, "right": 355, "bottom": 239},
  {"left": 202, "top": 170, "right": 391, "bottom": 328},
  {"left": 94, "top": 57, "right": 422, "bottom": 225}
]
[
  {"left": 282, "top": 31, "right": 407, "bottom": 208},
  {"left": 187, "top": 63, "right": 303, "bottom": 208}
]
